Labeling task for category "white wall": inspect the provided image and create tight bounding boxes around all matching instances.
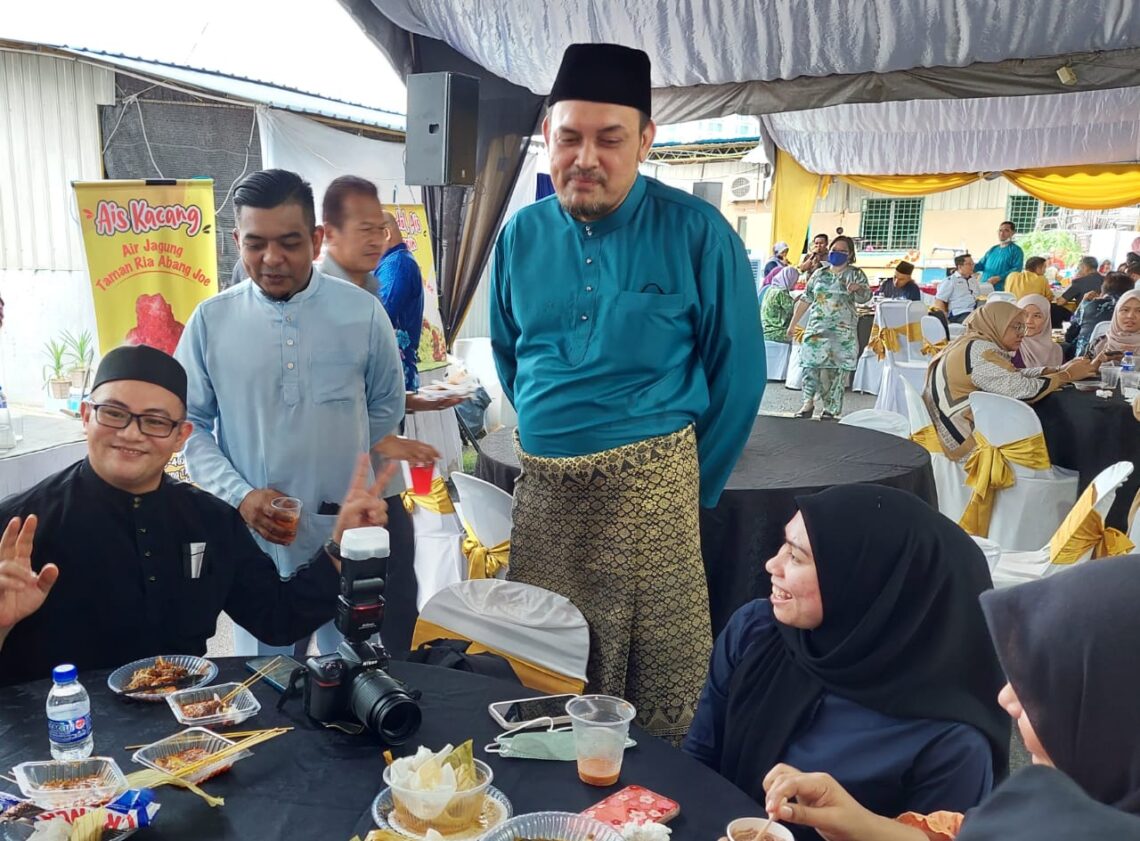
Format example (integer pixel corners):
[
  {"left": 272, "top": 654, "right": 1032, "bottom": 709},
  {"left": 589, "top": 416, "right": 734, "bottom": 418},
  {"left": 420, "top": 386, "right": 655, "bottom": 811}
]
[{"left": 0, "top": 50, "right": 112, "bottom": 403}]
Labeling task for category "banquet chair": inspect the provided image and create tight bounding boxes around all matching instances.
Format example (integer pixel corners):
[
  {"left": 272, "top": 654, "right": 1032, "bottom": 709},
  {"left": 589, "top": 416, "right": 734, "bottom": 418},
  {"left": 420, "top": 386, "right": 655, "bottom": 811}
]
[
  {"left": 978, "top": 282, "right": 995, "bottom": 297},
  {"left": 1088, "top": 320, "right": 1111, "bottom": 350},
  {"left": 760, "top": 288, "right": 792, "bottom": 380},
  {"left": 837, "top": 409, "right": 910, "bottom": 438},
  {"left": 874, "top": 301, "right": 929, "bottom": 418},
  {"left": 966, "top": 392, "right": 1080, "bottom": 550},
  {"left": 851, "top": 303, "right": 887, "bottom": 395},
  {"left": 412, "top": 579, "right": 589, "bottom": 694},
  {"left": 784, "top": 306, "right": 812, "bottom": 391},
  {"left": 986, "top": 461, "right": 1134, "bottom": 588},
  {"left": 921, "top": 314, "right": 949, "bottom": 347},
  {"left": 400, "top": 463, "right": 467, "bottom": 611},
  {"left": 900, "top": 377, "right": 972, "bottom": 522},
  {"left": 948, "top": 323, "right": 966, "bottom": 339},
  {"left": 452, "top": 472, "right": 513, "bottom": 582},
  {"left": 986, "top": 291, "right": 1017, "bottom": 304}
]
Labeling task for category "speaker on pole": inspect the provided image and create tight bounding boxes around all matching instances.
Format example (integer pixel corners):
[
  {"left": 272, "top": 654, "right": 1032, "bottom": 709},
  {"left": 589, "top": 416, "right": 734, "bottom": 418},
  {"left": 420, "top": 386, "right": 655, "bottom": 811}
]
[{"left": 404, "top": 72, "right": 479, "bottom": 187}]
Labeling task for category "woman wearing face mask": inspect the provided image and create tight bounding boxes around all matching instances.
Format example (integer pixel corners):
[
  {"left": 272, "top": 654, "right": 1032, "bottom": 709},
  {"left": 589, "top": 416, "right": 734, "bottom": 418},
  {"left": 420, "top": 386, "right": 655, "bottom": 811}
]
[
  {"left": 682, "top": 485, "right": 1008, "bottom": 841},
  {"left": 1089, "top": 287, "right": 1140, "bottom": 358},
  {"left": 786, "top": 236, "right": 871, "bottom": 420},
  {"left": 760, "top": 554, "right": 1140, "bottom": 841},
  {"left": 1010, "top": 294, "right": 1061, "bottom": 370}
]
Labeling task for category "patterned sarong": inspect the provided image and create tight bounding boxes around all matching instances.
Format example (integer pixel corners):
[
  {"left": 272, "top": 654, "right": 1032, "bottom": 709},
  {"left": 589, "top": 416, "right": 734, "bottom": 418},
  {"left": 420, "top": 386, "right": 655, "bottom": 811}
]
[{"left": 509, "top": 425, "right": 711, "bottom": 744}]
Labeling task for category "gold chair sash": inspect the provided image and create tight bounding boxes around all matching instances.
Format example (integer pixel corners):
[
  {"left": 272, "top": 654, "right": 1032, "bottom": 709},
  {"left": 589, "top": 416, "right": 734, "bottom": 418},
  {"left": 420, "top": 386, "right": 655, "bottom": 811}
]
[
  {"left": 921, "top": 338, "right": 948, "bottom": 357},
  {"left": 959, "top": 431, "right": 1053, "bottom": 538},
  {"left": 401, "top": 475, "right": 457, "bottom": 514},
  {"left": 462, "top": 522, "right": 510, "bottom": 579},
  {"left": 911, "top": 424, "right": 943, "bottom": 454},
  {"left": 868, "top": 321, "right": 925, "bottom": 360},
  {"left": 1049, "top": 484, "right": 1136, "bottom": 564}
]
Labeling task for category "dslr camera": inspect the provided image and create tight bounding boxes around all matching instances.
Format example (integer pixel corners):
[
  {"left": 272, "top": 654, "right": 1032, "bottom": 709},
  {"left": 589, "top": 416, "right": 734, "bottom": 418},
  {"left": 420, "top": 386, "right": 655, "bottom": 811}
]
[{"left": 303, "top": 527, "right": 421, "bottom": 744}]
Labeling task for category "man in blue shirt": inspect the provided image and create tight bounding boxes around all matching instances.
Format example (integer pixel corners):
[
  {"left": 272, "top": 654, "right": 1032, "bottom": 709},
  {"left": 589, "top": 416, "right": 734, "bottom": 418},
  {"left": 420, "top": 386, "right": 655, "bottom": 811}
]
[
  {"left": 175, "top": 169, "right": 411, "bottom": 658},
  {"left": 974, "top": 220, "right": 1025, "bottom": 292},
  {"left": 490, "top": 43, "right": 764, "bottom": 742}
]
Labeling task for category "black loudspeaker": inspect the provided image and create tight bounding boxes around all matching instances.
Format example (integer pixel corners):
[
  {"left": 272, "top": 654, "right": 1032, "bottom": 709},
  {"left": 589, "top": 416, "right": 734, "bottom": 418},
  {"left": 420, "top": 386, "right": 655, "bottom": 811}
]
[{"left": 405, "top": 72, "right": 479, "bottom": 187}]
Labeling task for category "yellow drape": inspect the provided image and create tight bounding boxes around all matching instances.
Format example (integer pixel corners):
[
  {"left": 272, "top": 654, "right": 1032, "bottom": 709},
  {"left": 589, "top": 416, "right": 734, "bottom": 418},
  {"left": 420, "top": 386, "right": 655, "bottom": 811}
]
[
  {"left": 1049, "top": 485, "right": 1135, "bottom": 564},
  {"left": 1004, "top": 163, "right": 1140, "bottom": 211},
  {"left": 771, "top": 149, "right": 822, "bottom": 259},
  {"left": 410, "top": 618, "right": 585, "bottom": 695},
  {"left": 401, "top": 476, "right": 456, "bottom": 514},
  {"left": 959, "top": 431, "right": 1053, "bottom": 538},
  {"left": 911, "top": 424, "right": 943, "bottom": 454},
  {"left": 462, "top": 522, "right": 510, "bottom": 579},
  {"left": 921, "top": 339, "right": 948, "bottom": 357},
  {"left": 841, "top": 172, "right": 982, "bottom": 196},
  {"left": 867, "top": 321, "right": 924, "bottom": 360}
]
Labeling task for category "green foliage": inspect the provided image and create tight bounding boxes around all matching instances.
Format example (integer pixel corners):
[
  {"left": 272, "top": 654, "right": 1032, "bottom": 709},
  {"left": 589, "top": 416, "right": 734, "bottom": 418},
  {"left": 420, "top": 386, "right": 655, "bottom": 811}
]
[
  {"left": 1017, "top": 230, "right": 1083, "bottom": 269},
  {"left": 42, "top": 338, "right": 69, "bottom": 381},
  {"left": 61, "top": 329, "right": 96, "bottom": 370}
]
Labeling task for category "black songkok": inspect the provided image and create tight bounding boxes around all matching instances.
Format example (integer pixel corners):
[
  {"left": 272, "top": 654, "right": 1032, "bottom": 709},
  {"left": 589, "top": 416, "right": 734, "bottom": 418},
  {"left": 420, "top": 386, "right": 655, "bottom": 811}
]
[
  {"left": 92, "top": 345, "right": 188, "bottom": 406},
  {"left": 549, "top": 43, "right": 652, "bottom": 117}
]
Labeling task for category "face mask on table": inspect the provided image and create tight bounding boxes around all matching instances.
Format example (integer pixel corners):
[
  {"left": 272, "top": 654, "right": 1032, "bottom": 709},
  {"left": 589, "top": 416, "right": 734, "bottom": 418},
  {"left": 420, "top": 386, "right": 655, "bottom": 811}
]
[{"left": 484, "top": 718, "right": 636, "bottom": 761}]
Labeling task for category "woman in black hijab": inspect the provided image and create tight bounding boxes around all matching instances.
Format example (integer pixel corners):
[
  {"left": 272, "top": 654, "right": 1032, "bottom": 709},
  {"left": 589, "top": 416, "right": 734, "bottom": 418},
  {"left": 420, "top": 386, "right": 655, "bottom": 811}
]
[
  {"left": 760, "top": 555, "right": 1140, "bottom": 840},
  {"left": 683, "top": 485, "right": 1008, "bottom": 837}
]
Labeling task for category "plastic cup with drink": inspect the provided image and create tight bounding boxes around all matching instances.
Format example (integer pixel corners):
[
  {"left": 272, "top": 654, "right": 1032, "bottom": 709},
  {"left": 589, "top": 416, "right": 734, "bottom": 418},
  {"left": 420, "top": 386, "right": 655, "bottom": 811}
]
[
  {"left": 566, "top": 695, "right": 636, "bottom": 787},
  {"left": 270, "top": 496, "right": 303, "bottom": 544},
  {"left": 409, "top": 463, "right": 435, "bottom": 495},
  {"left": 1101, "top": 364, "right": 1121, "bottom": 391},
  {"left": 1121, "top": 370, "right": 1140, "bottom": 400}
]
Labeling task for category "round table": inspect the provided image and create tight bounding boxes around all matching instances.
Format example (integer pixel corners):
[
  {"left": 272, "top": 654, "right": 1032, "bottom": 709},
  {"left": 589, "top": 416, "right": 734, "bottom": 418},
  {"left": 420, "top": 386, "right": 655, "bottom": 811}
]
[
  {"left": 1033, "top": 386, "right": 1140, "bottom": 529},
  {"left": 0, "top": 659, "right": 762, "bottom": 839},
  {"left": 476, "top": 416, "right": 937, "bottom": 636}
]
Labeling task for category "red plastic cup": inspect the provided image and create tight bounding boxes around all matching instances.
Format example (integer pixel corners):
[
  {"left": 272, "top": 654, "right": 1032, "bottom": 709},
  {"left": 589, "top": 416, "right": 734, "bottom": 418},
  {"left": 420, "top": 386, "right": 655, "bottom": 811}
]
[{"left": 409, "top": 463, "right": 434, "bottom": 495}]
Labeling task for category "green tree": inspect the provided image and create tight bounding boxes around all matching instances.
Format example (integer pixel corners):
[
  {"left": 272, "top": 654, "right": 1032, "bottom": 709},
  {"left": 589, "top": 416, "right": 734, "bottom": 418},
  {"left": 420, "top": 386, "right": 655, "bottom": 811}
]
[{"left": 1017, "top": 230, "right": 1083, "bottom": 269}]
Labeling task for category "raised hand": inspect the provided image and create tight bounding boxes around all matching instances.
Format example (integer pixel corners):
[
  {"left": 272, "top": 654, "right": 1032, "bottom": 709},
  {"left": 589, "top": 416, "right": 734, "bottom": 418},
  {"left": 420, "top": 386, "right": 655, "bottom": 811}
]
[
  {"left": 0, "top": 516, "right": 58, "bottom": 633},
  {"left": 333, "top": 455, "right": 399, "bottom": 544}
]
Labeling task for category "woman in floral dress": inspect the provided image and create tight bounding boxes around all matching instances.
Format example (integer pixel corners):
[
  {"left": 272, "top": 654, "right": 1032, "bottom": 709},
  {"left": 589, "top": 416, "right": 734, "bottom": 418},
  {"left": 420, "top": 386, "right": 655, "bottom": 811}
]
[{"left": 786, "top": 236, "right": 871, "bottom": 420}]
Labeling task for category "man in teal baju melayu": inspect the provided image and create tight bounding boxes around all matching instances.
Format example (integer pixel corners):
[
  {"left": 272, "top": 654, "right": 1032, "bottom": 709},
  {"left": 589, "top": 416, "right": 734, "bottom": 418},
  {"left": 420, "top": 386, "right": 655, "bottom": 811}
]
[
  {"left": 490, "top": 43, "right": 764, "bottom": 742},
  {"left": 975, "top": 220, "right": 1025, "bottom": 292}
]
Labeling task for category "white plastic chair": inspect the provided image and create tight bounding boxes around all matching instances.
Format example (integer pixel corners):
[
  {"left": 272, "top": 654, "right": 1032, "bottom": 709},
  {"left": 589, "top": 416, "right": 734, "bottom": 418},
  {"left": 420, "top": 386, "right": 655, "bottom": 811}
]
[
  {"left": 784, "top": 306, "right": 812, "bottom": 391},
  {"left": 401, "top": 463, "right": 467, "bottom": 611},
  {"left": 968, "top": 391, "right": 1080, "bottom": 550},
  {"left": 986, "top": 291, "right": 1017, "bottom": 304},
  {"left": 764, "top": 339, "right": 792, "bottom": 381},
  {"left": 921, "top": 315, "right": 949, "bottom": 345},
  {"left": 978, "top": 282, "right": 996, "bottom": 297},
  {"left": 412, "top": 579, "right": 589, "bottom": 694},
  {"left": 948, "top": 323, "right": 966, "bottom": 339},
  {"left": 851, "top": 316, "right": 884, "bottom": 396},
  {"left": 900, "top": 377, "right": 972, "bottom": 522},
  {"left": 988, "top": 461, "right": 1134, "bottom": 587},
  {"left": 838, "top": 409, "right": 910, "bottom": 438},
  {"left": 1088, "top": 319, "right": 1111, "bottom": 350},
  {"left": 451, "top": 472, "right": 513, "bottom": 580},
  {"left": 874, "top": 301, "right": 929, "bottom": 418}
]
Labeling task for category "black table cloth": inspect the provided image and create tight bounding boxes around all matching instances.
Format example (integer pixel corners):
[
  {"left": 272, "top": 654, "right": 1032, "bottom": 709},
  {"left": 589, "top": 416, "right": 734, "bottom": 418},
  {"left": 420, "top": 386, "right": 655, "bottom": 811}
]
[
  {"left": 1033, "top": 386, "right": 1140, "bottom": 529},
  {"left": 0, "top": 659, "right": 762, "bottom": 839},
  {"left": 476, "top": 416, "right": 937, "bottom": 636}
]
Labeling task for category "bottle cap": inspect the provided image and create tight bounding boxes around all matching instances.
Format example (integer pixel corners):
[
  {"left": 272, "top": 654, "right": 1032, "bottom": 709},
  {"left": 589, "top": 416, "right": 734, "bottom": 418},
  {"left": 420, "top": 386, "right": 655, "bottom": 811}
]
[
  {"left": 340, "top": 526, "right": 390, "bottom": 560},
  {"left": 52, "top": 664, "right": 78, "bottom": 684}
]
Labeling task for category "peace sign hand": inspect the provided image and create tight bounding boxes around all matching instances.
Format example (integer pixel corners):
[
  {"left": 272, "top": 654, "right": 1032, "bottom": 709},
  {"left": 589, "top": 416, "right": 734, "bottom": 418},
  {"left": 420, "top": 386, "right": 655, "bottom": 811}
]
[
  {"left": 332, "top": 455, "right": 400, "bottom": 546},
  {"left": 0, "top": 516, "right": 59, "bottom": 633}
]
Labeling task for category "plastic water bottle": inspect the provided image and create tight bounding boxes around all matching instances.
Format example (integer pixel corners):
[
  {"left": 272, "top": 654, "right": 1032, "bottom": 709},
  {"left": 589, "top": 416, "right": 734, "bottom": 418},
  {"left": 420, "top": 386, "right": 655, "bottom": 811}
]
[
  {"left": 1122, "top": 352, "right": 1135, "bottom": 374},
  {"left": 46, "top": 664, "right": 93, "bottom": 759},
  {"left": 0, "top": 386, "right": 15, "bottom": 451}
]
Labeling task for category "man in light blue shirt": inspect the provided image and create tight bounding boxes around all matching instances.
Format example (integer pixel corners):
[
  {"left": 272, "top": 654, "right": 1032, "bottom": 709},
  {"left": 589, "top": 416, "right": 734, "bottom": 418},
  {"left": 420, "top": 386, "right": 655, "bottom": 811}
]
[
  {"left": 935, "top": 254, "right": 982, "bottom": 323},
  {"left": 175, "top": 169, "right": 407, "bottom": 657}
]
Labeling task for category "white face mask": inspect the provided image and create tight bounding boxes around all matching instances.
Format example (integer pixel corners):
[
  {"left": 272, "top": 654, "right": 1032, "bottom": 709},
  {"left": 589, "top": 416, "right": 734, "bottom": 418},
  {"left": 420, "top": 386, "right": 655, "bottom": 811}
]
[{"left": 484, "top": 718, "right": 636, "bottom": 761}]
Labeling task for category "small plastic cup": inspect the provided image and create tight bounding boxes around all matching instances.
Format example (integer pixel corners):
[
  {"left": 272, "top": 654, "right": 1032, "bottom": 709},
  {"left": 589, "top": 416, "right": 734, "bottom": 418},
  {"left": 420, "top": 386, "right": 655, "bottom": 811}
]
[
  {"left": 1101, "top": 364, "right": 1120, "bottom": 390},
  {"left": 726, "top": 817, "right": 794, "bottom": 841},
  {"left": 566, "top": 695, "right": 636, "bottom": 787},
  {"left": 409, "top": 463, "right": 434, "bottom": 495},
  {"left": 1121, "top": 369, "right": 1140, "bottom": 400},
  {"left": 270, "top": 496, "right": 302, "bottom": 544}
]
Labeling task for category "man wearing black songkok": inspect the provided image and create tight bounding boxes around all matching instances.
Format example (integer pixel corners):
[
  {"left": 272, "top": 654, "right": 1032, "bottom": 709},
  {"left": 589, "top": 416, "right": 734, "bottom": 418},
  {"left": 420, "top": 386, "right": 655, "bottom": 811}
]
[{"left": 0, "top": 345, "right": 393, "bottom": 686}]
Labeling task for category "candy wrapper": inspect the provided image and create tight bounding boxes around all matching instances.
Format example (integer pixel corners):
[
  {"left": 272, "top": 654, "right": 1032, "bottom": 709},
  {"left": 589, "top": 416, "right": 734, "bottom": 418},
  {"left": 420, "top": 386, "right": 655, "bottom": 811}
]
[
  {"left": 1, "top": 789, "right": 158, "bottom": 839},
  {"left": 37, "top": 789, "right": 159, "bottom": 831}
]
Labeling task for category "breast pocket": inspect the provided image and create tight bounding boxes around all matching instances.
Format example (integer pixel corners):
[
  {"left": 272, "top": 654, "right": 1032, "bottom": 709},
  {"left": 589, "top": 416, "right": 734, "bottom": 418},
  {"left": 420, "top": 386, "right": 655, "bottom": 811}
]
[
  {"left": 613, "top": 291, "right": 691, "bottom": 372},
  {"left": 311, "top": 350, "right": 362, "bottom": 404}
]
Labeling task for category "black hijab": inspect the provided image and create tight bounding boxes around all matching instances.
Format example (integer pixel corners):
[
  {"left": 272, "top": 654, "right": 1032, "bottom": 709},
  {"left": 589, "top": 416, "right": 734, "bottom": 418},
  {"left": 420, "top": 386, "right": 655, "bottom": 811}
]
[
  {"left": 980, "top": 555, "right": 1140, "bottom": 814},
  {"left": 955, "top": 766, "right": 1140, "bottom": 841},
  {"left": 720, "top": 484, "right": 1009, "bottom": 799}
]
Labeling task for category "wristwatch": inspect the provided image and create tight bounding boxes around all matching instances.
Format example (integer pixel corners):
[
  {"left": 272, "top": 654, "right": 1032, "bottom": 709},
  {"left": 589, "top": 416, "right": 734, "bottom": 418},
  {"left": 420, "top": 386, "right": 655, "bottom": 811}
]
[{"left": 323, "top": 538, "right": 342, "bottom": 561}]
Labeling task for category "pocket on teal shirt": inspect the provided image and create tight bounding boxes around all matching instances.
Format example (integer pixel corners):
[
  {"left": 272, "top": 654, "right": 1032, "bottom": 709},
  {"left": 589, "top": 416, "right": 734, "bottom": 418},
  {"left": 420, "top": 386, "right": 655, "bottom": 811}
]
[{"left": 615, "top": 290, "right": 685, "bottom": 312}]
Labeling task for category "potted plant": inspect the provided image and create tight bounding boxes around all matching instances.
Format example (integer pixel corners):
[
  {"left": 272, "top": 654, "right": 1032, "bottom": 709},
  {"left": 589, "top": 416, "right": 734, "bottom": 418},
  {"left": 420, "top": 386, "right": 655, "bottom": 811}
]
[
  {"left": 62, "top": 329, "right": 96, "bottom": 390},
  {"left": 43, "top": 338, "right": 71, "bottom": 399}
]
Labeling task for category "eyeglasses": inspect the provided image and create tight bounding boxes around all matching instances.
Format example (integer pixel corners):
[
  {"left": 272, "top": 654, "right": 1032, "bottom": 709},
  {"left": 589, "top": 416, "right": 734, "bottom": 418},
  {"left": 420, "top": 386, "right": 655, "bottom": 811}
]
[
  {"left": 1011, "top": 322, "right": 1029, "bottom": 336},
  {"left": 88, "top": 403, "right": 183, "bottom": 438}
]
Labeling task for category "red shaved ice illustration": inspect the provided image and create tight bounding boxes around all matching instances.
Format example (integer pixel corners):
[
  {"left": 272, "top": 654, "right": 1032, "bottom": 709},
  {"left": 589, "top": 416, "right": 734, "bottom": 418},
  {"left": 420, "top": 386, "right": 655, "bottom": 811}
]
[{"left": 124, "top": 292, "right": 184, "bottom": 355}]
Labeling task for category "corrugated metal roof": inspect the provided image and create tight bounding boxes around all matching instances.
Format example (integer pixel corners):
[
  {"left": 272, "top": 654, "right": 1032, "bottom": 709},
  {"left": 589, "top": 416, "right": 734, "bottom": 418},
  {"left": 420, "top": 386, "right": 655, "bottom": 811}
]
[{"left": 59, "top": 47, "right": 406, "bottom": 132}]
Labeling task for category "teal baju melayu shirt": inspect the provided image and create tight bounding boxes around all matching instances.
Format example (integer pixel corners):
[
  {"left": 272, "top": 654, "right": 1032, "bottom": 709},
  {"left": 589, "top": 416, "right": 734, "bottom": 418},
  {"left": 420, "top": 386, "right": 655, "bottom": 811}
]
[
  {"left": 490, "top": 174, "right": 765, "bottom": 508},
  {"left": 975, "top": 242, "right": 1025, "bottom": 291}
]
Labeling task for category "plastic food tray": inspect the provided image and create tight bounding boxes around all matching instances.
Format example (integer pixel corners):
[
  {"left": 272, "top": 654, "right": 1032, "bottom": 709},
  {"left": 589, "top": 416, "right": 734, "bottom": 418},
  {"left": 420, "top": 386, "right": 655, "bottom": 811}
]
[
  {"left": 165, "top": 682, "right": 260, "bottom": 727},
  {"left": 131, "top": 727, "right": 250, "bottom": 784},
  {"left": 481, "top": 812, "right": 625, "bottom": 841},
  {"left": 107, "top": 655, "right": 216, "bottom": 701},
  {"left": 12, "top": 757, "right": 126, "bottom": 810}
]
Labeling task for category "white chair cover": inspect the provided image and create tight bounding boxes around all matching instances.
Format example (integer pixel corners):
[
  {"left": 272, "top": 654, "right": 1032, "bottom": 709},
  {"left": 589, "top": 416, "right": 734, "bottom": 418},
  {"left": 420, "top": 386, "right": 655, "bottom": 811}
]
[
  {"left": 417, "top": 579, "right": 589, "bottom": 686},
  {"left": 1088, "top": 319, "right": 1111, "bottom": 349},
  {"left": 978, "top": 282, "right": 996, "bottom": 297},
  {"left": 765, "top": 340, "right": 792, "bottom": 381},
  {"left": 874, "top": 301, "right": 929, "bottom": 418},
  {"left": 986, "top": 291, "right": 1018, "bottom": 304},
  {"left": 402, "top": 464, "right": 467, "bottom": 611},
  {"left": 900, "top": 377, "right": 972, "bottom": 522},
  {"left": 851, "top": 344, "right": 883, "bottom": 394},
  {"left": 948, "top": 323, "right": 967, "bottom": 339},
  {"left": 838, "top": 409, "right": 910, "bottom": 438},
  {"left": 968, "top": 391, "right": 1080, "bottom": 550},
  {"left": 452, "top": 472, "right": 513, "bottom": 549},
  {"left": 921, "top": 315, "right": 949, "bottom": 344},
  {"left": 784, "top": 306, "right": 811, "bottom": 391},
  {"left": 990, "top": 461, "right": 1134, "bottom": 588}
]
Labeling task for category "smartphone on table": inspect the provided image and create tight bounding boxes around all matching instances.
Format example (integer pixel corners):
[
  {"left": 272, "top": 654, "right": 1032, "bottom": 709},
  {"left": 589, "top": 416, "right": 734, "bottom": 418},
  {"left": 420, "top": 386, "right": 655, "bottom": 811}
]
[
  {"left": 245, "top": 655, "right": 305, "bottom": 693},
  {"left": 582, "top": 785, "right": 680, "bottom": 828},
  {"left": 487, "top": 693, "right": 579, "bottom": 729}
]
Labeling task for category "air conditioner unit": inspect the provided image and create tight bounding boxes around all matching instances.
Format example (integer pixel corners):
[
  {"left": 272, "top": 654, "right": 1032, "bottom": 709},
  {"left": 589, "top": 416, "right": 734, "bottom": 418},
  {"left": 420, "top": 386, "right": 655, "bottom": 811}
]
[{"left": 730, "top": 176, "right": 759, "bottom": 199}]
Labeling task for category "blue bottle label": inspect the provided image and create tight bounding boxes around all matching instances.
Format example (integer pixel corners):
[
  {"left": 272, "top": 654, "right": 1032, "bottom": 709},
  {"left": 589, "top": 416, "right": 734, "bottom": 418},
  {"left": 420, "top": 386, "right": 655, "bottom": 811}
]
[{"left": 48, "top": 714, "right": 92, "bottom": 744}]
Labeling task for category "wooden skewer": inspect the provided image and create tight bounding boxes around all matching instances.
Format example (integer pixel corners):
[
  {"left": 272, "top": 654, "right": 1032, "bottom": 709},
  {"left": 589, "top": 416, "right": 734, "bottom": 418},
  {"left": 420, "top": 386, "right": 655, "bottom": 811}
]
[
  {"left": 220, "top": 656, "right": 282, "bottom": 704},
  {"left": 1, "top": 772, "right": 18, "bottom": 785},
  {"left": 171, "top": 727, "right": 290, "bottom": 779},
  {"left": 124, "top": 727, "right": 293, "bottom": 751}
]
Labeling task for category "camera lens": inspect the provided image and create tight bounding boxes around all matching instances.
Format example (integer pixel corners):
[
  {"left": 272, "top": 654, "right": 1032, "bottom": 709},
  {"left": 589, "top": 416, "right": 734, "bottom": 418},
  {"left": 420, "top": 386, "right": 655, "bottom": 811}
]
[{"left": 349, "top": 670, "right": 422, "bottom": 744}]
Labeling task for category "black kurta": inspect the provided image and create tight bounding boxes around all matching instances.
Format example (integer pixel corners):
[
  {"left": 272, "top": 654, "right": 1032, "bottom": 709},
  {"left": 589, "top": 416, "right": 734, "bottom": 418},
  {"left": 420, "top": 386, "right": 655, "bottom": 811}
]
[{"left": 0, "top": 460, "right": 338, "bottom": 686}]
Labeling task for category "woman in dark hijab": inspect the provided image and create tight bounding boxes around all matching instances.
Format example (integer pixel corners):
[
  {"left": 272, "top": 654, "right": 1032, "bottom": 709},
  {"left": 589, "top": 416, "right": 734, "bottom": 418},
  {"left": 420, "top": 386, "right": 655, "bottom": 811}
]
[
  {"left": 683, "top": 485, "right": 1007, "bottom": 837},
  {"left": 760, "top": 555, "right": 1140, "bottom": 840}
]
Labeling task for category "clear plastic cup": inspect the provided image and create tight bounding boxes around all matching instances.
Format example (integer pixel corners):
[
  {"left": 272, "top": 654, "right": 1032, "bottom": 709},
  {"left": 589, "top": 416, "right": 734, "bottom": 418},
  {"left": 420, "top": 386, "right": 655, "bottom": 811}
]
[
  {"left": 1121, "top": 369, "right": 1140, "bottom": 399},
  {"left": 270, "top": 496, "right": 302, "bottom": 544},
  {"left": 1101, "top": 364, "right": 1120, "bottom": 390},
  {"left": 566, "top": 695, "right": 636, "bottom": 787}
]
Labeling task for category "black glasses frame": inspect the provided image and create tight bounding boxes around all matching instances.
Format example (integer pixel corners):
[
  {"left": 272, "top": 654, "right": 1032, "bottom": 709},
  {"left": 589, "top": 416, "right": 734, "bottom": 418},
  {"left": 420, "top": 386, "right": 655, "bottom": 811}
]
[{"left": 88, "top": 402, "right": 184, "bottom": 438}]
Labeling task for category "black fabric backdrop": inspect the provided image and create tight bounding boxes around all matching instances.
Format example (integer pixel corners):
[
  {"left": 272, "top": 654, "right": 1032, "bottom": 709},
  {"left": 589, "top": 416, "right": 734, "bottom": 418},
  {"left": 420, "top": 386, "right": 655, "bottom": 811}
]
[
  {"left": 0, "top": 659, "right": 762, "bottom": 839},
  {"left": 476, "top": 417, "right": 937, "bottom": 636},
  {"left": 1032, "top": 386, "right": 1140, "bottom": 530}
]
